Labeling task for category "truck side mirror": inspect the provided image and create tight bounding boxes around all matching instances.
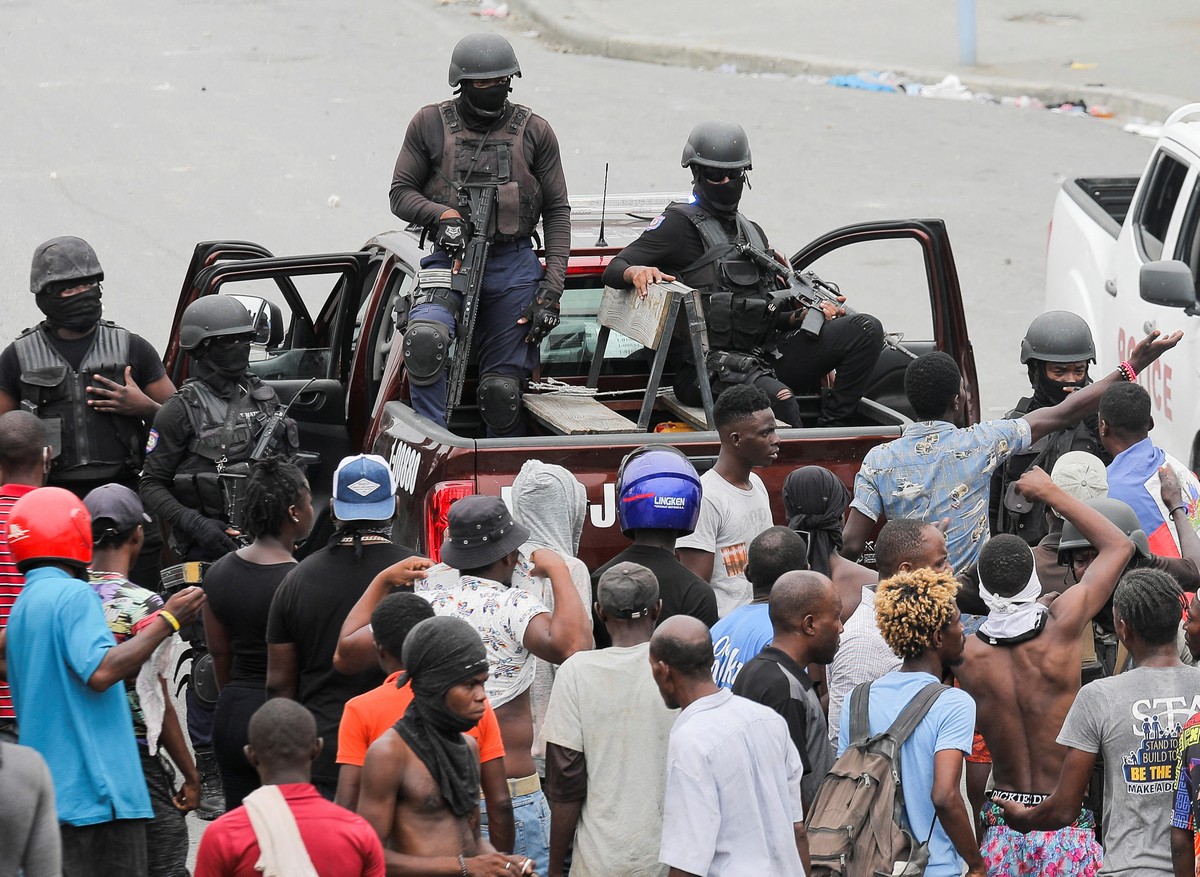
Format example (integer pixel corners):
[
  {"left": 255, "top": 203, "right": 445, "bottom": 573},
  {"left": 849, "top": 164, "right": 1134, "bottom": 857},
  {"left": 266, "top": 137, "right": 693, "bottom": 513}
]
[
  {"left": 228, "top": 294, "right": 285, "bottom": 348},
  {"left": 1139, "top": 260, "right": 1196, "bottom": 310}
]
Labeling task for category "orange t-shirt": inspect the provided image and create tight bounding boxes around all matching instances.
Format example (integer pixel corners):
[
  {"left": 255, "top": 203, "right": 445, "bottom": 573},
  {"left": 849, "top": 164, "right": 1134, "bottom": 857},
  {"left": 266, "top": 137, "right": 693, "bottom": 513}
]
[{"left": 337, "top": 670, "right": 506, "bottom": 768}]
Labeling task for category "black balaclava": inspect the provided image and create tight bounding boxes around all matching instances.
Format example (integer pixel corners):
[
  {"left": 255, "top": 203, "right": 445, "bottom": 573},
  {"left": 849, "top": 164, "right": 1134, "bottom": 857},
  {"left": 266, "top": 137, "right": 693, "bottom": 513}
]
[
  {"left": 458, "top": 80, "right": 511, "bottom": 127},
  {"left": 395, "top": 616, "right": 490, "bottom": 818},
  {"left": 1029, "top": 362, "right": 1091, "bottom": 410},
  {"left": 693, "top": 171, "right": 745, "bottom": 219},
  {"left": 191, "top": 337, "right": 252, "bottom": 395},
  {"left": 782, "top": 465, "right": 850, "bottom": 578},
  {"left": 37, "top": 284, "right": 102, "bottom": 333},
  {"left": 203, "top": 338, "right": 252, "bottom": 376}
]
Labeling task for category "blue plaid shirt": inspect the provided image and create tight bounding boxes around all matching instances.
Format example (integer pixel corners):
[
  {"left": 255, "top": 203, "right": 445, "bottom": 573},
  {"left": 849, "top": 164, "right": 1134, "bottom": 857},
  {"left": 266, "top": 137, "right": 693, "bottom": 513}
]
[{"left": 851, "top": 418, "right": 1032, "bottom": 573}]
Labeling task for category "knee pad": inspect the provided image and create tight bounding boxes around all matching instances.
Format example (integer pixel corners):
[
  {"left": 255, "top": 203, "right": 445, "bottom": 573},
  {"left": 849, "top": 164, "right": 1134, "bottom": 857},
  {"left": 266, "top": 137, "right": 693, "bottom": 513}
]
[
  {"left": 190, "top": 652, "right": 219, "bottom": 705},
  {"left": 403, "top": 320, "right": 452, "bottom": 387},
  {"left": 477, "top": 373, "right": 522, "bottom": 433}
]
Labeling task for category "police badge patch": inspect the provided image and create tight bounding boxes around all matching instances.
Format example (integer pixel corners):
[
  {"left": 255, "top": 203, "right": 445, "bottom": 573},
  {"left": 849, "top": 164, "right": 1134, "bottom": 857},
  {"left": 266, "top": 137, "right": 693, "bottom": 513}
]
[
  {"left": 145, "top": 428, "right": 159, "bottom": 453},
  {"left": 645, "top": 214, "right": 665, "bottom": 231}
]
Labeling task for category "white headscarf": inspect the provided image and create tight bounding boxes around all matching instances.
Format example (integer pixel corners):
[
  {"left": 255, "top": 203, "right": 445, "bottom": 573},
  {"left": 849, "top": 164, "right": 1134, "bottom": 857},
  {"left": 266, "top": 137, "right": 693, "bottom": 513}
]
[{"left": 978, "top": 560, "right": 1049, "bottom": 642}]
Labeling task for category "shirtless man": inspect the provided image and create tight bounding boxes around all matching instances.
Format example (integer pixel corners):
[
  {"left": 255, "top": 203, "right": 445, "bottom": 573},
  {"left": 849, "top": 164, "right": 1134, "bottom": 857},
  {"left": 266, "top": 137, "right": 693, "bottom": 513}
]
[
  {"left": 954, "top": 466, "right": 1133, "bottom": 875},
  {"left": 413, "top": 496, "right": 589, "bottom": 869},
  {"left": 357, "top": 615, "right": 535, "bottom": 877}
]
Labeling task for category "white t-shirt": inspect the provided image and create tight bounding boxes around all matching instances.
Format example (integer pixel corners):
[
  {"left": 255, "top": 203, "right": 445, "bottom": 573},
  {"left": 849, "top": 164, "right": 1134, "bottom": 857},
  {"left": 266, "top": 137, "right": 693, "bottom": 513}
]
[
  {"left": 676, "top": 469, "right": 773, "bottom": 617},
  {"left": 418, "top": 573, "right": 550, "bottom": 708},
  {"left": 541, "top": 642, "right": 677, "bottom": 877}
]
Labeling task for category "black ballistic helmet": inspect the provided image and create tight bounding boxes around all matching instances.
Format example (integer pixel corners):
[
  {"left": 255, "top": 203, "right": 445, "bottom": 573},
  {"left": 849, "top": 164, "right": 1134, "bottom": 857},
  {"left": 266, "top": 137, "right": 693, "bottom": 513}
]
[
  {"left": 448, "top": 33, "right": 522, "bottom": 86},
  {"left": 30, "top": 236, "right": 104, "bottom": 295},
  {"left": 1058, "top": 497, "right": 1152, "bottom": 566},
  {"left": 1020, "top": 311, "right": 1096, "bottom": 364},
  {"left": 680, "top": 120, "right": 752, "bottom": 171},
  {"left": 179, "top": 296, "right": 255, "bottom": 351}
]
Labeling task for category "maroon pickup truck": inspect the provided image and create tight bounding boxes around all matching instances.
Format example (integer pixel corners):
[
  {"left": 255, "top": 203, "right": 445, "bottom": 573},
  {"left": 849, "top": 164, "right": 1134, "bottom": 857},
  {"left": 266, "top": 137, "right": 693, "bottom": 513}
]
[{"left": 163, "top": 196, "right": 980, "bottom": 566}]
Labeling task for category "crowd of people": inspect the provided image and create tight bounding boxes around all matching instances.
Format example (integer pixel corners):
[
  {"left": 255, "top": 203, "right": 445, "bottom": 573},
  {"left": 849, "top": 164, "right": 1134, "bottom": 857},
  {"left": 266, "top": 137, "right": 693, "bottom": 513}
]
[
  {"left": 0, "top": 274, "right": 1199, "bottom": 877},
  {"left": 6, "top": 27, "right": 1200, "bottom": 877}
]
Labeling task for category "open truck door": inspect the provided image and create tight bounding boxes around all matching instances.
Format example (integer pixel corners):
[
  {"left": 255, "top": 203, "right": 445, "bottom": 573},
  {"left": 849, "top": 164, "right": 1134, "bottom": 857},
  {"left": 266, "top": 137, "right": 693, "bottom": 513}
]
[
  {"left": 791, "top": 218, "right": 980, "bottom": 425},
  {"left": 164, "top": 242, "right": 374, "bottom": 511}
]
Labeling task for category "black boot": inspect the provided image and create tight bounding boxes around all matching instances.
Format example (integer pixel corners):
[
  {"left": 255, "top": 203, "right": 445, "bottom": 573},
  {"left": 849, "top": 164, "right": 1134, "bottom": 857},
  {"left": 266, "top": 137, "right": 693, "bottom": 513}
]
[{"left": 193, "top": 747, "right": 226, "bottom": 821}]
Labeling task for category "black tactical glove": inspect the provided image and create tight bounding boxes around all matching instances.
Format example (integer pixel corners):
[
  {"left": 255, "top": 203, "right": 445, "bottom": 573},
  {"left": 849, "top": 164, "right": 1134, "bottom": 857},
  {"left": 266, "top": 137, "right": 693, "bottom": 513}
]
[
  {"left": 182, "top": 510, "right": 238, "bottom": 558},
  {"left": 520, "top": 286, "right": 562, "bottom": 345},
  {"left": 435, "top": 217, "right": 469, "bottom": 259}
]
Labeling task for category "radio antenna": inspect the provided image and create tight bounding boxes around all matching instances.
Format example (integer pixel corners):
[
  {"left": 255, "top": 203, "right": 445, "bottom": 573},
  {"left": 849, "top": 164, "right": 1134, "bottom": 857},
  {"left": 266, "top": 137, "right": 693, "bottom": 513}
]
[{"left": 595, "top": 163, "right": 610, "bottom": 247}]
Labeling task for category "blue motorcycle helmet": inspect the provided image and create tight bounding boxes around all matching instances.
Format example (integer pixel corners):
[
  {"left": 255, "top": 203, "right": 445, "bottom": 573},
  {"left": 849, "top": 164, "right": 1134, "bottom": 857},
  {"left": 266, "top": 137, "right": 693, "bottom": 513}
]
[{"left": 617, "top": 445, "right": 703, "bottom": 537}]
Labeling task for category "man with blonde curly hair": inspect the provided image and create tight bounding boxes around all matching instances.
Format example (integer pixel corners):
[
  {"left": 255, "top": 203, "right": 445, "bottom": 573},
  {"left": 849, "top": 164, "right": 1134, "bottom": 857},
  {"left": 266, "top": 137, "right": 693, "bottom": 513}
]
[{"left": 837, "top": 568, "right": 984, "bottom": 877}]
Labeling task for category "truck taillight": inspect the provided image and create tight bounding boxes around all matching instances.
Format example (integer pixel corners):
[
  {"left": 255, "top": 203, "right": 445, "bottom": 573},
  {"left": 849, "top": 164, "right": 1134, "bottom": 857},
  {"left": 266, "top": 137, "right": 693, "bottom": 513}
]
[{"left": 423, "top": 480, "right": 475, "bottom": 562}]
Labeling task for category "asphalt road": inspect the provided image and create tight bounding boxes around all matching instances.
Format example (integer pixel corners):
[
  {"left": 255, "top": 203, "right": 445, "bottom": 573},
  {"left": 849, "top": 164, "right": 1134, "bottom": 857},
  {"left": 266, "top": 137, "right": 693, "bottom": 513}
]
[{"left": 1, "top": 0, "right": 1156, "bottom": 416}]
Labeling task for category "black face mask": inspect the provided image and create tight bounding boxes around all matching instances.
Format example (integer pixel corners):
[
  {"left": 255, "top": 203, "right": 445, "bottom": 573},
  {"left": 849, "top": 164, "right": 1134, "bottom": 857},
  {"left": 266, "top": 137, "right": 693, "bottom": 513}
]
[
  {"left": 37, "top": 285, "right": 102, "bottom": 332},
  {"left": 462, "top": 83, "right": 509, "bottom": 118},
  {"left": 695, "top": 176, "right": 745, "bottom": 217},
  {"left": 1032, "top": 368, "right": 1090, "bottom": 408},
  {"left": 201, "top": 339, "right": 252, "bottom": 378}
]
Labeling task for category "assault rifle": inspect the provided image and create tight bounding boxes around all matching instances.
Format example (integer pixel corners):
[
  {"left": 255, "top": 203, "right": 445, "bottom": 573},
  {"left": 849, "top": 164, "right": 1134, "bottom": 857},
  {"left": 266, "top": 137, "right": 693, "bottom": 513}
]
[
  {"left": 249, "top": 377, "right": 317, "bottom": 461},
  {"left": 219, "top": 377, "right": 319, "bottom": 533},
  {"left": 445, "top": 185, "right": 497, "bottom": 419},
  {"left": 734, "top": 242, "right": 919, "bottom": 359},
  {"left": 735, "top": 242, "right": 853, "bottom": 338}
]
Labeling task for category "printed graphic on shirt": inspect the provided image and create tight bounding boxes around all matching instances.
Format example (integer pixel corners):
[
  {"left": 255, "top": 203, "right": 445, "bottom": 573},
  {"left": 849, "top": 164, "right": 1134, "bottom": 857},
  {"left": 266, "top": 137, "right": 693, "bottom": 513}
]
[
  {"left": 1124, "top": 708, "right": 1189, "bottom": 795},
  {"left": 890, "top": 478, "right": 923, "bottom": 500},
  {"left": 914, "top": 432, "right": 940, "bottom": 455},
  {"left": 720, "top": 542, "right": 748, "bottom": 578},
  {"left": 1171, "top": 712, "right": 1200, "bottom": 831},
  {"left": 712, "top": 634, "right": 749, "bottom": 689}
]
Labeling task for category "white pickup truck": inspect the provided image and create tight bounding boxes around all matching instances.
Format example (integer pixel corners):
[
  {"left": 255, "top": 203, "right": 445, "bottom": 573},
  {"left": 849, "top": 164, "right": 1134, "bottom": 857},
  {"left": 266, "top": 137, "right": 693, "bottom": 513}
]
[{"left": 1046, "top": 103, "right": 1200, "bottom": 468}]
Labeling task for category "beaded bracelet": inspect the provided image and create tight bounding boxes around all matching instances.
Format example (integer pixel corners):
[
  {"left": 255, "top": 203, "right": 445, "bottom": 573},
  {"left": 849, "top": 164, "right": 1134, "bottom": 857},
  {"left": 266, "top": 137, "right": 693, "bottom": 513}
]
[{"left": 1118, "top": 360, "right": 1138, "bottom": 382}]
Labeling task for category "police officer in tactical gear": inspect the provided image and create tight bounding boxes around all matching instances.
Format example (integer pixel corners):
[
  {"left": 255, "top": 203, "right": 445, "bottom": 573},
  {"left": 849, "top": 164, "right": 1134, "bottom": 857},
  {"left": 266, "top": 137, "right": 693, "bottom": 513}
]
[
  {"left": 139, "top": 295, "right": 300, "bottom": 820},
  {"left": 389, "top": 32, "right": 571, "bottom": 436},
  {"left": 0, "top": 236, "right": 176, "bottom": 589},
  {"left": 140, "top": 295, "right": 299, "bottom": 561},
  {"left": 990, "top": 310, "right": 1109, "bottom": 546},
  {"left": 602, "top": 120, "right": 885, "bottom": 427}
]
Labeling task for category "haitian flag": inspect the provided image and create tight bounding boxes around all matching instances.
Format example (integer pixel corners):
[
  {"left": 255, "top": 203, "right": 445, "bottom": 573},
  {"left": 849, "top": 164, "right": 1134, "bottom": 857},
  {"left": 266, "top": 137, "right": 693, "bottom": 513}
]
[{"left": 1107, "top": 437, "right": 1200, "bottom": 558}]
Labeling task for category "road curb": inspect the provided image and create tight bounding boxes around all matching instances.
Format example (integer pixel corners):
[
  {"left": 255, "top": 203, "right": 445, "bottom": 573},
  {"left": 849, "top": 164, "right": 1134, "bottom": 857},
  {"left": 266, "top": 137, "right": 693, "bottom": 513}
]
[{"left": 506, "top": 0, "right": 1188, "bottom": 123}]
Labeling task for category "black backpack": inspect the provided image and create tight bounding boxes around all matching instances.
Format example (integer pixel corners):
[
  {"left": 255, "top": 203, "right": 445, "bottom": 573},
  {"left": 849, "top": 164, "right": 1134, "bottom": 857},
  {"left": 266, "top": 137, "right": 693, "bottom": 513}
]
[{"left": 807, "top": 681, "right": 948, "bottom": 877}]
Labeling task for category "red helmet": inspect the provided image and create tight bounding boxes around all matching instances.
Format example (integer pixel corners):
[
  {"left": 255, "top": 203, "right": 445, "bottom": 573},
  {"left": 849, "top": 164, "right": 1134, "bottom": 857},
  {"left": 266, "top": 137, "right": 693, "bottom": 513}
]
[{"left": 7, "top": 487, "right": 93, "bottom": 574}]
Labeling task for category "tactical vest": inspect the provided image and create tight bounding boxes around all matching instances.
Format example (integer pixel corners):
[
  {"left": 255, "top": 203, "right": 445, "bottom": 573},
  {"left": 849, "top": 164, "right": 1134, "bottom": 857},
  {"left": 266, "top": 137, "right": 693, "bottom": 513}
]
[
  {"left": 178, "top": 377, "right": 280, "bottom": 466},
  {"left": 14, "top": 321, "right": 143, "bottom": 483},
  {"left": 669, "top": 202, "right": 782, "bottom": 352},
  {"left": 422, "top": 100, "right": 539, "bottom": 241},
  {"left": 991, "top": 398, "right": 1106, "bottom": 545},
  {"left": 170, "top": 376, "right": 288, "bottom": 520}
]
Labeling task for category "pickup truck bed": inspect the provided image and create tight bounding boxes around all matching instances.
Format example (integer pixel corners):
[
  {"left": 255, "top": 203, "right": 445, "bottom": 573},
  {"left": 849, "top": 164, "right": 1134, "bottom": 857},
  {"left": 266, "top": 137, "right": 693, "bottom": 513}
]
[
  {"left": 164, "top": 208, "right": 980, "bottom": 570},
  {"left": 1062, "top": 176, "right": 1141, "bottom": 239}
]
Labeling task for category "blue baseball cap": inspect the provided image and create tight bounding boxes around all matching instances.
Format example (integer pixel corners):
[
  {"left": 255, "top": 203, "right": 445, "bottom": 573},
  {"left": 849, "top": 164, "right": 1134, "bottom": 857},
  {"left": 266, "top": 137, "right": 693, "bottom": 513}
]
[{"left": 332, "top": 454, "right": 397, "bottom": 522}]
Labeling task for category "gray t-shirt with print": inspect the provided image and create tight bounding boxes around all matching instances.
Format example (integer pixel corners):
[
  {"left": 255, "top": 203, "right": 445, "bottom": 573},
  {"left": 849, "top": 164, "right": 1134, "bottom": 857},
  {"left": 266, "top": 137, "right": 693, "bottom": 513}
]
[{"left": 1058, "top": 665, "right": 1200, "bottom": 876}]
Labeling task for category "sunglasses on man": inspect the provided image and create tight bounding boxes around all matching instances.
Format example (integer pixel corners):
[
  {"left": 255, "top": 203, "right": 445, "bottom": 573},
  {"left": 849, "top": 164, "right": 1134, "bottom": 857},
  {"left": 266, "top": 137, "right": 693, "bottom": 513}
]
[{"left": 700, "top": 168, "right": 747, "bottom": 184}]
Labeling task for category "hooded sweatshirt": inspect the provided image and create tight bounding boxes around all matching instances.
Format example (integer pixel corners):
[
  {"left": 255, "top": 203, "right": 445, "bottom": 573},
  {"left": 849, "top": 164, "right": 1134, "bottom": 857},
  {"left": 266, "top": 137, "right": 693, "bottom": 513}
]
[{"left": 510, "top": 460, "right": 593, "bottom": 771}]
